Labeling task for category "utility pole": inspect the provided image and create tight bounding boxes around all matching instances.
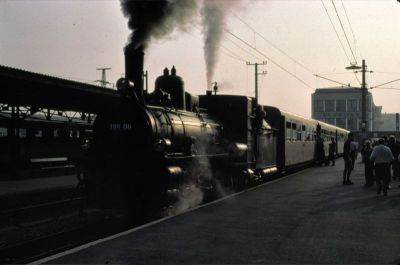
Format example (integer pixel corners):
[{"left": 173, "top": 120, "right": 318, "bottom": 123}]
[
  {"left": 346, "top": 59, "right": 372, "bottom": 134},
  {"left": 96, "top": 67, "right": 112, "bottom": 88},
  {"left": 361, "top": 59, "right": 367, "bottom": 133},
  {"left": 247, "top": 61, "right": 267, "bottom": 106}
]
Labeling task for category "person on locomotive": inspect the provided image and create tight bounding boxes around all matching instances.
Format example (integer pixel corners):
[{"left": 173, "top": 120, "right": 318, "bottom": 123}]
[{"left": 343, "top": 132, "right": 354, "bottom": 185}]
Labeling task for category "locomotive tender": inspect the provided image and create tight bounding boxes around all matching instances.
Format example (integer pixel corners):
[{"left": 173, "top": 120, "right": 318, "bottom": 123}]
[{"left": 87, "top": 46, "right": 348, "bottom": 213}]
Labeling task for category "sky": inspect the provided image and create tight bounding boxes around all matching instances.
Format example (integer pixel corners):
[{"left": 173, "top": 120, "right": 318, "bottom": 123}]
[{"left": 1, "top": 0, "right": 400, "bottom": 118}]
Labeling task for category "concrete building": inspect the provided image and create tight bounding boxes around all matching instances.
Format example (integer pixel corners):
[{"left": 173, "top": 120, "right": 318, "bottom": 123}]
[
  {"left": 311, "top": 87, "right": 380, "bottom": 131},
  {"left": 374, "top": 112, "right": 399, "bottom": 131}
]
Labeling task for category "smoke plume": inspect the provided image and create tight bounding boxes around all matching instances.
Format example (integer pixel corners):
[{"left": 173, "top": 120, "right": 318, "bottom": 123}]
[
  {"left": 121, "top": 0, "right": 198, "bottom": 49},
  {"left": 201, "top": 0, "right": 242, "bottom": 88}
]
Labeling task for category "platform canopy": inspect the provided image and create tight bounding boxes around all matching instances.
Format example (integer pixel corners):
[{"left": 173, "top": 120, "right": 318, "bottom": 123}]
[{"left": 0, "top": 65, "right": 121, "bottom": 113}]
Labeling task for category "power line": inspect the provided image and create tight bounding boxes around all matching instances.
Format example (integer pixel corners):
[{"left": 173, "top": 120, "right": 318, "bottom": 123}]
[
  {"left": 370, "top": 78, "right": 400, "bottom": 89},
  {"left": 220, "top": 45, "right": 247, "bottom": 63},
  {"left": 224, "top": 34, "right": 264, "bottom": 61},
  {"left": 320, "top": 0, "right": 351, "bottom": 63},
  {"left": 373, "top": 71, "right": 400, "bottom": 75},
  {"left": 314, "top": 74, "right": 349, "bottom": 87},
  {"left": 232, "top": 13, "right": 315, "bottom": 75},
  {"left": 373, "top": 87, "right": 400, "bottom": 91},
  {"left": 340, "top": 0, "right": 363, "bottom": 60},
  {"left": 226, "top": 29, "right": 314, "bottom": 90},
  {"left": 321, "top": 0, "right": 360, "bottom": 86},
  {"left": 331, "top": 0, "right": 358, "bottom": 65}
]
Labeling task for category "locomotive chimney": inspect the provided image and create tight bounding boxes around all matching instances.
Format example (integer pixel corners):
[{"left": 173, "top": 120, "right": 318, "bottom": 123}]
[{"left": 124, "top": 44, "right": 144, "bottom": 101}]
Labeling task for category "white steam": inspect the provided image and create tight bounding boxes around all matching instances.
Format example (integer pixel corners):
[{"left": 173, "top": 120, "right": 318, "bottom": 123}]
[{"left": 201, "top": 0, "right": 242, "bottom": 87}]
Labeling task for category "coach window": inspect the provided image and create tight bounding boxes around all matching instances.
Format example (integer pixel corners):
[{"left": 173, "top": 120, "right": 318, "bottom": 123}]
[
  {"left": 35, "top": 129, "right": 42, "bottom": 138},
  {"left": 286, "top": 121, "right": 292, "bottom": 140},
  {"left": 0, "top": 127, "right": 7, "bottom": 137},
  {"left": 291, "top": 123, "right": 297, "bottom": 141},
  {"left": 301, "top": 125, "right": 306, "bottom": 141},
  {"left": 297, "top": 131, "right": 302, "bottom": 141},
  {"left": 19, "top": 128, "right": 27, "bottom": 138}
]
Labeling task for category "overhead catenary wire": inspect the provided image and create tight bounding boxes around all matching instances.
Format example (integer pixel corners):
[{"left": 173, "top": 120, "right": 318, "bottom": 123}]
[
  {"left": 183, "top": 25, "right": 253, "bottom": 66},
  {"left": 232, "top": 11, "right": 359, "bottom": 89},
  {"left": 370, "top": 78, "right": 400, "bottom": 89},
  {"left": 224, "top": 34, "right": 264, "bottom": 62},
  {"left": 314, "top": 74, "right": 349, "bottom": 87},
  {"left": 331, "top": 0, "right": 358, "bottom": 65},
  {"left": 373, "top": 87, "right": 400, "bottom": 91},
  {"left": 331, "top": 0, "right": 361, "bottom": 86},
  {"left": 340, "top": 0, "right": 363, "bottom": 60},
  {"left": 320, "top": 0, "right": 360, "bottom": 86},
  {"left": 320, "top": 0, "right": 352, "bottom": 63},
  {"left": 226, "top": 29, "right": 314, "bottom": 90},
  {"left": 220, "top": 45, "right": 248, "bottom": 63},
  {"left": 232, "top": 13, "right": 315, "bottom": 75}
]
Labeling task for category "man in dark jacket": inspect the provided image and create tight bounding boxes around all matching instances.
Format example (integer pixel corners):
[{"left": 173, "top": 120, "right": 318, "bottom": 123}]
[
  {"left": 363, "top": 140, "right": 374, "bottom": 187},
  {"left": 343, "top": 132, "right": 354, "bottom": 185},
  {"left": 388, "top": 136, "right": 400, "bottom": 181}
]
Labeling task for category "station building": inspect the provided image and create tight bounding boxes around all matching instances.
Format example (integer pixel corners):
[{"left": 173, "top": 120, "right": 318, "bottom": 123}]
[{"left": 311, "top": 86, "right": 399, "bottom": 132}]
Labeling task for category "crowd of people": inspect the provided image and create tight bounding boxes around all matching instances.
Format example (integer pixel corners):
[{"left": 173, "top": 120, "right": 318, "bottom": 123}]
[{"left": 343, "top": 133, "right": 400, "bottom": 196}]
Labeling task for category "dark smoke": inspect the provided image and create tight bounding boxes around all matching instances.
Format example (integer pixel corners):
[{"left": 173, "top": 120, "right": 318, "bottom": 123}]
[{"left": 121, "top": 0, "right": 198, "bottom": 49}]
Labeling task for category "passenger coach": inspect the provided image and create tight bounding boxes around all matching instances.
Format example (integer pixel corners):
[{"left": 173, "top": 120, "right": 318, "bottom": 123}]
[{"left": 264, "top": 106, "right": 349, "bottom": 171}]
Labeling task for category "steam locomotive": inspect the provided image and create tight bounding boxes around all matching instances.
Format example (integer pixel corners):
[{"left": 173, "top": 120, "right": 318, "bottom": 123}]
[{"left": 87, "top": 46, "right": 348, "bottom": 215}]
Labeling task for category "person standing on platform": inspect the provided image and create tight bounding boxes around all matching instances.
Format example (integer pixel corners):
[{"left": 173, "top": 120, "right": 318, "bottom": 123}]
[
  {"left": 343, "top": 132, "right": 354, "bottom": 185},
  {"left": 328, "top": 137, "right": 336, "bottom": 166},
  {"left": 363, "top": 140, "right": 374, "bottom": 187},
  {"left": 370, "top": 139, "right": 393, "bottom": 196},
  {"left": 350, "top": 140, "right": 358, "bottom": 170},
  {"left": 388, "top": 136, "right": 400, "bottom": 181},
  {"left": 398, "top": 153, "right": 400, "bottom": 188}
]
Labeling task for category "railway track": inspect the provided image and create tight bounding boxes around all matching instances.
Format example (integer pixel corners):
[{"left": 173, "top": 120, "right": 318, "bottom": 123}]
[
  {"left": 1, "top": 164, "right": 314, "bottom": 264},
  {"left": 0, "top": 211, "right": 129, "bottom": 264}
]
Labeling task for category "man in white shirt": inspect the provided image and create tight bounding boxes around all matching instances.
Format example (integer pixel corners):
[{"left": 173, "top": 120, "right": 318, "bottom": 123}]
[{"left": 370, "top": 139, "right": 394, "bottom": 196}]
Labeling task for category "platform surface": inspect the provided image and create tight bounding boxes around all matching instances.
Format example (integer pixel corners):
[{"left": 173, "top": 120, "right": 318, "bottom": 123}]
[{"left": 37, "top": 158, "right": 400, "bottom": 264}]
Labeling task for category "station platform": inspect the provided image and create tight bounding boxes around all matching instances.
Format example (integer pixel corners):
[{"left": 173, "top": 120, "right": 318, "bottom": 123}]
[{"left": 33, "top": 159, "right": 400, "bottom": 264}]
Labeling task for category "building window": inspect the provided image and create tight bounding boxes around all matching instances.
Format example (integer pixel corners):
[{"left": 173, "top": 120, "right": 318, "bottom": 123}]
[
  {"left": 314, "top": 100, "right": 324, "bottom": 112},
  {"left": 348, "top": 99, "right": 358, "bottom": 112},
  {"left": 336, "top": 100, "right": 346, "bottom": 112},
  {"left": 336, "top": 118, "right": 346, "bottom": 129},
  {"left": 348, "top": 118, "right": 357, "bottom": 131},
  {"left": 325, "top": 100, "right": 334, "bottom": 112},
  {"left": 367, "top": 97, "right": 371, "bottom": 111},
  {"left": 325, "top": 118, "right": 335, "bottom": 125}
]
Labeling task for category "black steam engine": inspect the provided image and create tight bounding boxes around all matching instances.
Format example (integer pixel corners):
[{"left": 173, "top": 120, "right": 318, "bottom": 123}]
[
  {"left": 88, "top": 46, "right": 275, "bottom": 213},
  {"left": 87, "top": 46, "right": 347, "bottom": 216}
]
